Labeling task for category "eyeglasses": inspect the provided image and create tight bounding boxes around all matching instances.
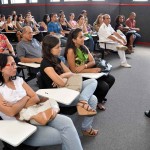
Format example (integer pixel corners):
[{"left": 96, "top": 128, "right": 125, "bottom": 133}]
[{"left": 5, "top": 62, "right": 17, "bottom": 68}]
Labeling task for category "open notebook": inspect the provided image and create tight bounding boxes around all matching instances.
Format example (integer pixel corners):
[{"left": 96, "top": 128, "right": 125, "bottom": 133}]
[
  {"left": 36, "top": 88, "right": 80, "bottom": 105},
  {"left": 0, "top": 120, "right": 37, "bottom": 147}
]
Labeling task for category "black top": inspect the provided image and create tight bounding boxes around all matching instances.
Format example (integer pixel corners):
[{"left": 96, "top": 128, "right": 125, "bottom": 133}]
[
  {"left": 40, "top": 57, "right": 63, "bottom": 89},
  {"left": 114, "top": 23, "right": 125, "bottom": 31},
  {"left": 61, "top": 24, "right": 71, "bottom": 31}
]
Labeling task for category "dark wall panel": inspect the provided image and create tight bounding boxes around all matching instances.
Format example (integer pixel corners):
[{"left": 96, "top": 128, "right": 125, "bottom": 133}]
[
  {"left": 120, "top": 5, "right": 150, "bottom": 43},
  {"left": 45, "top": 4, "right": 119, "bottom": 25},
  {"left": 0, "top": 1, "right": 150, "bottom": 43},
  {"left": 0, "top": 5, "right": 46, "bottom": 22}
]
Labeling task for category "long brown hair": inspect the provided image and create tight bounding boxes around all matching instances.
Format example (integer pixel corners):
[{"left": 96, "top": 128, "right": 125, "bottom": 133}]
[
  {"left": 42, "top": 35, "right": 64, "bottom": 75},
  {"left": 64, "top": 28, "right": 88, "bottom": 58}
]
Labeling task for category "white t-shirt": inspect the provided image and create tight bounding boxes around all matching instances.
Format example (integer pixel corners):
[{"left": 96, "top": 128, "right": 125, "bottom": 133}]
[
  {"left": 0, "top": 77, "right": 27, "bottom": 120},
  {"left": 98, "top": 23, "right": 115, "bottom": 42}
]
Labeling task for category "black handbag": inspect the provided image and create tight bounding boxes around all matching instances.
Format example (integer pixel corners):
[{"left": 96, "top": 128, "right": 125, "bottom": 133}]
[{"left": 95, "top": 58, "right": 112, "bottom": 73}]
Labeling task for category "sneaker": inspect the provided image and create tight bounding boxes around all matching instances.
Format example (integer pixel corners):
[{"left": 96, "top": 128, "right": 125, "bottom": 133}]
[
  {"left": 145, "top": 110, "right": 150, "bottom": 118},
  {"left": 121, "top": 63, "right": 131, "bottom": 68},
  {"left": 116, "top": 45, "right": 128, "bottom": 51}
]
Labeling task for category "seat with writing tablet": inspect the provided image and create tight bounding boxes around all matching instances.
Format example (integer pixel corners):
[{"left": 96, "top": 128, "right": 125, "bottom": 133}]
[
  {"left": 36, "top": 72, "right": 77, "bottom": 115},
  {"left": 0, "top": 117, "right": 39, "bottom": 150}
]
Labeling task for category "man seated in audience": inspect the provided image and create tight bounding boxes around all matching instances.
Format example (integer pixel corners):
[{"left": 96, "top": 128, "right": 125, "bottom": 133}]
[
  {"left": 16, "top": 26, "right": 65, "bottom": 75},
  {"left": 48, "top": 13, "right": 67, "bottom": 47},
  {"left": 126, "top": 12, "right": 141, "bottom": 47},
  {"left": 22, "top": 14, "right": 43, "bottom": 42},
  {"left": 16, "top": 26, "right": 42, "bottom": 74},
  {"left": 98, "top": 14, "right": 131, "bottom": 68}
]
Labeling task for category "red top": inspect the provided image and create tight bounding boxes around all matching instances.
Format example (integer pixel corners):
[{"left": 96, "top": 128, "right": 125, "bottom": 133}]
[
  {"left": 0, "top": 34, "right": 8, "bottom": 53},
  {"left": 126, "top": 18, "right": 136, "bottom": 28}
]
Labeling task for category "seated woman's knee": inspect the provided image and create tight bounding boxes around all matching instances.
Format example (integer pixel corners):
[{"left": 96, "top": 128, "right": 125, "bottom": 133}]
[
  {"left": 90, "top": 78, "right": 98, "bottom": 86},
  {"left": 98, "top": 81, "right": 109, "bottom": 93},
  {"left": 88, "top": 95, "right": 98, "bottom": 109}
]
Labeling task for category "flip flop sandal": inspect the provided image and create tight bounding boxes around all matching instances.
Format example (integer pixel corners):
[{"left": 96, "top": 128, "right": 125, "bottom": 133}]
[{"left": 97, "top": 103, "right": 106, "bottom": 111}]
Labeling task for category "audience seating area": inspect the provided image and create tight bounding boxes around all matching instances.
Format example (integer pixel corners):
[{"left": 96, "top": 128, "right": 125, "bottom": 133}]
[{"left": 0, "top": 10, "right": 146, "bottom": 150}]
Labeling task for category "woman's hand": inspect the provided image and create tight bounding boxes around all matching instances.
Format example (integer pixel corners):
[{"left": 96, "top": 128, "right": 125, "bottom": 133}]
[
  {"left": 90, "top": 68, "right": 101, "bottom": 73},
  {"left": 60, "top": 72, "right": 73, "bottom": 78},
  {"left": 52, "top": 77, "right": 67, "bottom": 87},
  {"left": 40, "top": 97, "right": 49, "bottom": 102},
  {"left": 75, "top": 65, "right": 85, "bottom": 73},
  {"left": 2, "top": 100, "right": 14, "bottom": 107},
  {"left": 117, "top": 39, "right": 126, "bottom": 46},
  {"left": 52, "top": 82, "right": 58, "bottom": 87}
]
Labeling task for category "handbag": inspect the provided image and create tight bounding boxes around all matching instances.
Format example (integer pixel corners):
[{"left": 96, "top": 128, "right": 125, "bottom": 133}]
[
  {"left": 65, "top": 74, "right": 83, "bottom": 92},
  {"left": 94, "top": 58, "right": 112, "bottom": 73},
  {"left": 18, "top": 98, "right": 59, "bottom": 126}
]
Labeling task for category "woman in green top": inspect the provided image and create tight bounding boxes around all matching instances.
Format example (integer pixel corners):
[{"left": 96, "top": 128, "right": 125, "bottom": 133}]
[{"left": 65, "top": 28, "right": 115, "bottom": 110}]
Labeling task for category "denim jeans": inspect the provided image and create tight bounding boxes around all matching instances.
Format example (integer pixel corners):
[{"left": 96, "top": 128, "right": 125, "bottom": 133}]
[
  {"left": 24, "top": 114, "right": 83, "bottom": 150},
  {"left": 60, "top": 37, "right": 67, "bottom": 47},
  {"left": 70, "top": 78, "right": 98, "bottom": 131},
  {"left": 133, "top": 32, "right": 141, "bottom": 46}
]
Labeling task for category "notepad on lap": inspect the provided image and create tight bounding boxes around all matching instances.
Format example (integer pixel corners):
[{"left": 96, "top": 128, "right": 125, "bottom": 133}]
[
  {"left": 0, "top": 120, "right": 37, "bottom": 147},
  {"left": 36, "top": 88, "right": 80, "bottom": 105}
]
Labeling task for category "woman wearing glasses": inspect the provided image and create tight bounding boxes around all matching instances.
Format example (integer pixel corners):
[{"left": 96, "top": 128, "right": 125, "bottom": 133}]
[{"left": 0, "top": 53, "right": 83, "bottom": 150}]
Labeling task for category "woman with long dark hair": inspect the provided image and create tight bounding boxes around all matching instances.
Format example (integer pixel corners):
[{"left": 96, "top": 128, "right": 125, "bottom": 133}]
[
  {"left": 0, "top": 53, "right": 83, "bottom": 150},
  {"left": 39, "top": 14, "right": 50, "bottom": 31},
  {"left": 115, "top": 15, "right": 134, "bottom": 53},
  {"left": 65, "top": 28, "right": 115, "bottom": 110},
  {"left": 40, "top": 34, "right": 99, "bottom": 136}
]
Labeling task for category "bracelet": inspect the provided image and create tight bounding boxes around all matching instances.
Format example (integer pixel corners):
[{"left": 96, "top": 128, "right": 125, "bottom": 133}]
[{"left": 85, "top": 64, "right": 88, "bottom": 69}]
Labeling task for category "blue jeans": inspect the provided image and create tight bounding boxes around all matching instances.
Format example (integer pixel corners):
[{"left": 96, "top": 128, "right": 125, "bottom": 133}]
[
  {"left": 70, "top": 79, "right": 98, "bottom": 130},
  {"left": 24, "top": 114, "right": 83, "bottom": 150},
  {"left": 60, "top": 37, "right": 67, "bottom": 47},
  {"left": 133, "top": 32, "right": 141, "bottom": 45}
]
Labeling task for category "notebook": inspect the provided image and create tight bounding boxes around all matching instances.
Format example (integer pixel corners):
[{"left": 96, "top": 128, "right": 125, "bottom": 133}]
[
  {"left": 0, "top": 120, "right": 37, "bottom": 147},
  {"left": 36, "top": 88, "right": 80, "bottom": 105}
]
